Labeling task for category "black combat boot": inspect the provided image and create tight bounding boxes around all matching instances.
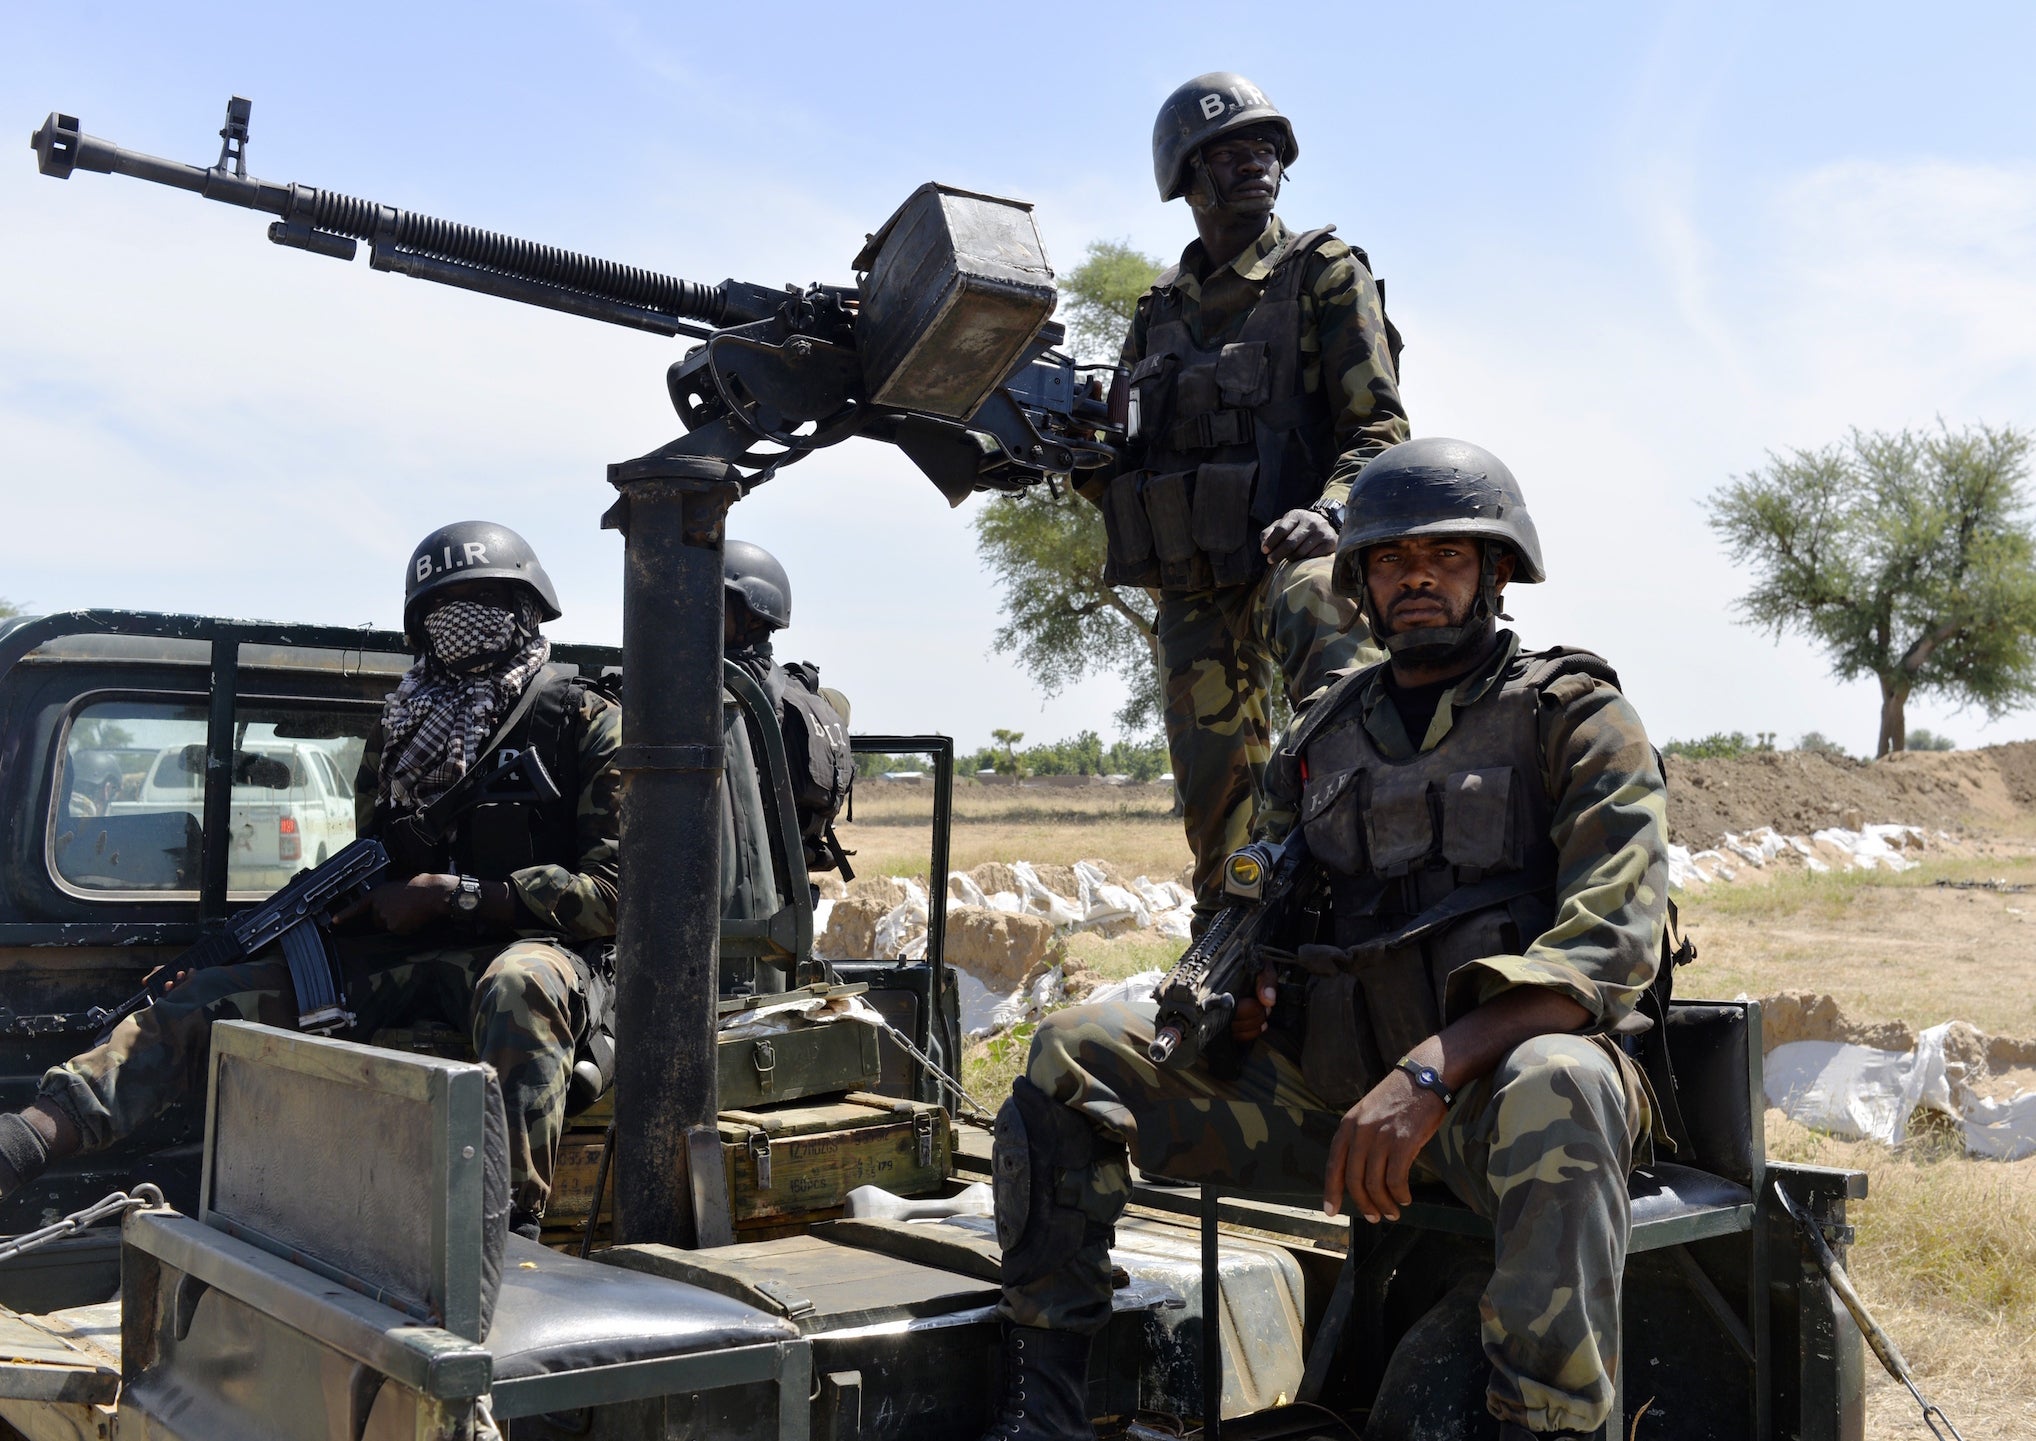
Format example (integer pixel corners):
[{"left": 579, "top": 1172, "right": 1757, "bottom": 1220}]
[{"left": 978, "top": 1323, "right": 1095, "bottom": 1441}]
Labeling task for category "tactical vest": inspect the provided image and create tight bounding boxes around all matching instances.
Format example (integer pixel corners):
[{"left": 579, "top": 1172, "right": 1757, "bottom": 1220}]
[
  {"left": 1102, "top": 227, "right": 1360, "bottom": 593},
  {"left": 777, "top": 661, "right": 854, "bottom": 874},
  {"left": 1279, "top": 646, "right": 1622, "bottom": 1105},
  {"left": 371, "top": 668, "right": 595, "bottom": 887}
]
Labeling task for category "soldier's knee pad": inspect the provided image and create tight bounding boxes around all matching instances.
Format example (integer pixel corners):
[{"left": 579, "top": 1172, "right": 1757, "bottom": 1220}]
[{"left": 992, "top": 1077, "right": 1120, "bottom": 1287}]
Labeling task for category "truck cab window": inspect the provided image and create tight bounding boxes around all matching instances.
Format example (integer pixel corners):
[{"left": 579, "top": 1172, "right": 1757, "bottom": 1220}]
[{"left": 50, "top": 698, "right": 379, "bottom": 898}]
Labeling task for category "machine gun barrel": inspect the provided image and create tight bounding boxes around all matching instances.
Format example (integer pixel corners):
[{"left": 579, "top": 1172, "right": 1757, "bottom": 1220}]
[
  {"left": 29, "top": 103, "right": 783, "bottom": 339},
  {"left": 30, "top": 96, "right": 1119, "bottom": 500}
]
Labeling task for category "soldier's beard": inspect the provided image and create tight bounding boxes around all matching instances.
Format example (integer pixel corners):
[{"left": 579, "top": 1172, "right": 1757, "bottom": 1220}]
[{"left": 1377, "top": 604, "right": 1495, "bottom": 669}]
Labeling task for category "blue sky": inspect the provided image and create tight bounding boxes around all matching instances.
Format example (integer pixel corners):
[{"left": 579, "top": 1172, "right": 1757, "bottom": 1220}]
[{"left": 5, "top": 2, "right": 2035, "bottom": 756}]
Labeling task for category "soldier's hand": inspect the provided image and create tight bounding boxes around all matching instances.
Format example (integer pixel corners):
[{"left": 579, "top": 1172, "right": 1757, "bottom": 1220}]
[
  {"left": 1228, "top": 964, "right": 1281, "bottom": 1043},
  {"left": 334, "top": 875, "right": 458, "bottom": 935},
  {"left": 1260, "top": 508, "right": 1337, "bottom": 565},
  {"left": 1323, "top": 1066, "right": 1449, "bottom": 1224}
]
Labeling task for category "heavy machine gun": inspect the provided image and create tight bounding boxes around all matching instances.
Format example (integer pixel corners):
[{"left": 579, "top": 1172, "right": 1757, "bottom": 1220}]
[{"left": 28, "top": 97, "right": 1120, "bottom": 502}]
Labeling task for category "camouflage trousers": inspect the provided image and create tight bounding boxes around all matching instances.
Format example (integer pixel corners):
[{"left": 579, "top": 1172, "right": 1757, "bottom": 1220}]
[
  {"left": 999, "top": 1001, "right": 1645, "bottom": 1436},
  {"left": 1157, "top": 556, "right": 1379, "bottom": 913},
  {"left": 38, "top": 933, "right": 592, "bottom": 1220}
]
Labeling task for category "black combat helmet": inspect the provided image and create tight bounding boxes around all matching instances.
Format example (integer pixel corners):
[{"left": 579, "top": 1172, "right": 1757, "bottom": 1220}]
[
  {"left": 1152, "top": 72, "right": 1299, "bottom": 202},
  {"left": 1332, "top": 438, "right": 1546, "bottom": 593},
  {"left": 403, "top": 521, "right": 563, "bottom": 635},
  {"left": 724, "top": 539, "right": 791, "bottom": 631},
  {"left": 1332, "top": 438, "right": 1545, "bottom": 656}
]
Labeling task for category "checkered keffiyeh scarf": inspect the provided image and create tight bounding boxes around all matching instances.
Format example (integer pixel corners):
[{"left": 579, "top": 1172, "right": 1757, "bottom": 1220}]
[{"left": 379, "top": 595, "right": 552, "bottom": 811}]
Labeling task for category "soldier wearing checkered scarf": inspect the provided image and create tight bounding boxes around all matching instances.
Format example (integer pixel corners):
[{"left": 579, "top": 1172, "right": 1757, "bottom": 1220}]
[{"left": 8, "top": 523, "right": 624, "bottom": 1239}]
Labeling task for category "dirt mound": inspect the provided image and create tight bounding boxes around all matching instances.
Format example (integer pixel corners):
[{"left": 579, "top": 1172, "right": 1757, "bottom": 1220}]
[
  {"left": 1755, "top": 991, "right": 2036, "bottom": 1096},
  {"left": 1667, "top": 741, "right": 2036, "bottom": 846}
]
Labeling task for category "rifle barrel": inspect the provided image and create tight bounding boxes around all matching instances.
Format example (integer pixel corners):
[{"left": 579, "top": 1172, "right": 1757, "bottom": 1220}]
[{"left": 30, "top": 108, "right": 767, "bottom": 337}]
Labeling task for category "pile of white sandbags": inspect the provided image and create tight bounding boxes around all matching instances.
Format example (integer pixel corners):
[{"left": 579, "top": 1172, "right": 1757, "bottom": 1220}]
[
  {"left": 813, "top": 861, "right": 1196, "bottom": 1039},
  {"left": 1766, "top": 1021, "right": 2036, "bottom": 1161},
  {"left": 1668, "top": 823, "right": 1944, "bottom": 889}
]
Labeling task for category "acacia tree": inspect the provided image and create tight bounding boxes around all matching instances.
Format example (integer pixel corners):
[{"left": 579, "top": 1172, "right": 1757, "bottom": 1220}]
[
  {"left": 1708, "top": 423, "right": 2036, "bottom": 755},
  {"left": 974, "top": 240, "right": 1166, "bottom": 733}
]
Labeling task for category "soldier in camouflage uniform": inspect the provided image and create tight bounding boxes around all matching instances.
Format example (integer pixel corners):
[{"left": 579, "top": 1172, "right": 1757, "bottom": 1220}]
[
  {"left": 1082, "top": 72, "right": 1409, "bottom": 916},
  {"left": 0, "top": 523, "right": 623, "bottom": 1235},
  {"left": 981, "top": 439, "right": 1666, "bottom": 1441}
]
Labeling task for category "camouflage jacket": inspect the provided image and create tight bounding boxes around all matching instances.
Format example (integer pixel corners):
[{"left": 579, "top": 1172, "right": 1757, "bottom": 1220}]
[
  {"left": 1119, "top": 215, "right": 1410, "bottom": 508},
  {"left": 510, "top": 684, "right": 620, "bottom": 942},
  {"left": 357, "top": 679, "right": 621, "bottom": 943},
  {"left": 1265, "top": 631, "right": 1668, "bottom": 1032}
]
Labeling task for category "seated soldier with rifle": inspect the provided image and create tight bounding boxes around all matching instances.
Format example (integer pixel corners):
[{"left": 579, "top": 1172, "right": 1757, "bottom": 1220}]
[
  {"left": 980, "top": 439, "right": 1668, "bottom": 1441},
  {"left": 0, "top": 523, "right": 618, "bottom": 1239}
]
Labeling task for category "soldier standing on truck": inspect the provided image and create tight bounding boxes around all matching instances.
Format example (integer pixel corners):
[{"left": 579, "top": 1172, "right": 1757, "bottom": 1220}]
[
  {"left": 979, "top": 439, "right": 1668, "bottom": 1441},
  {"left": 0, "top": 523, "right": 619, "bottom": 1238},
  {"left": 1087, "top": 71, "right": 1410, "bottom": 921}
]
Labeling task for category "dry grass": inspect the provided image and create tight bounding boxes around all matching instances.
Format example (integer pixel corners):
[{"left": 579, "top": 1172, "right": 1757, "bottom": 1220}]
[
  {"left": 837, "top": 779, "right": 1191, "bottom": 881},
  {"left": 1766, "top": 1111, "right": 2036, "bottom": 1439},
  {"left": 1675, "top": 853, "right": 2036, "bottom": 1041},
  {"left": 1678, "top": 855, "right": 2036, "bottom": 1435}
]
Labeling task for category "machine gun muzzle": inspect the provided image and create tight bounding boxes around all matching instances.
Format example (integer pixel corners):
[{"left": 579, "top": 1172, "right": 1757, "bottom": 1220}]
[{"left": 30, "top": 103, "right": 778, "bottom": 338}]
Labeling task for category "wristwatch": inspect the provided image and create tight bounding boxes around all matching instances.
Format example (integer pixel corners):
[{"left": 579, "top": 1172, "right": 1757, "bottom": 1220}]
[
  {"left": 1308, "top": 497, "right": 1348, "bottom": 532},
  {"left": 1395, "top": 1055, "right": 1456, "bottom": 1108},
  {"left": 452, "top": 875, "right": 483, "bottom": 914}
]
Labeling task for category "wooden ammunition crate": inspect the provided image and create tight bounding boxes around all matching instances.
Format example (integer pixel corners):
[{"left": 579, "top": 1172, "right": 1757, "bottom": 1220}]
[{"left": 545, "top": 1091, "right": 951, "bottom": 1251}]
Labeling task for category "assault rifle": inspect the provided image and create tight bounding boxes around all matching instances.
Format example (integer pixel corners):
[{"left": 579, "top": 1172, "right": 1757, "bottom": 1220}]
[
  {"left": 28, "top": 98, "right": 1120, "bottom": 502},
  {"left": 1147, "top": 831, "right": 1319, "bottom": 1070},
  {"left": 88, "top": 837, "right": 390, "bottom": 1038}
]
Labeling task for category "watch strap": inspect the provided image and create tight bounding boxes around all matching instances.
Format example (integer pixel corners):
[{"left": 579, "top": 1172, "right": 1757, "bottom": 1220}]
[{"left": 1395, "top": 1055, "right": 1456, "bottom": 1108}]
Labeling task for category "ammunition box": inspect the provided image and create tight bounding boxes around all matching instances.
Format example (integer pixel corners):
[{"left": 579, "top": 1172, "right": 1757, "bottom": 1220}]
[
  {"left": 719, "top": 1092, "right": 950, "bottom": 1223},
  {"left": 717, "top": 1015, "right": 882, "bottom": 1110},
  {"left": 852, "top": 182, "right": 1057, "bottom": 421},
  {"left": 547, "top": 1091, "right": 951, "bottom": 1250}
]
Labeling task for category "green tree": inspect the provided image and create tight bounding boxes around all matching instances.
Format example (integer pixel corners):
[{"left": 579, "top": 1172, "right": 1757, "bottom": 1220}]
[
  {"left": 974, "top": 241, "right": 1167, "bottom": 735},
  {"left": 0, "top": 598, "right": 20, "bottom": 620},
  {"left": 990, "top": 728, "right": 1026, "bottom": 776},
  {"left": 1058, "top": 239, "right": 1164, "bottom": 364},
  {"left": 1708, "top": 423, "right": 2036, "bottom": 756},
  {"left": 976, "top": 484, "right": 1164, "bottom": 732}
]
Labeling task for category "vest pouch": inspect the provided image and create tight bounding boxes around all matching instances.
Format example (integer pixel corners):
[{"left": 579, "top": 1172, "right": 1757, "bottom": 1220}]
[
  {"left": 1216, "top": 342, "right": 1271, "bottom": 409},
  {"left": 1143, "top": 469, "right": 1199, "bottom": 568},
  {"left": 460, "top": 802, "right": 538, "bottom": 884},
  {"left": 1104, "top": 470, "right": 1156, "bottom": 573},
  {"left": 1440, "top": 767, "right": 1521, "bottom": 876},
  {"left": 1364, "top": 768, "right": 1438, "bottom": 875},
  {"left": 1299, "top": 766, "right": 1367, "bottom": 876},
  {"left": 1347, "top": 943, "right": 1444, "bottom": 1072},
  {"left": 1127, "top": 353, "right": 1175, "bottom": 445},
  {"left": 1173, "top": 361, "right": 1219, "bottom": 421},
  {"left": 1192, "top": 461, "right": 1256, "bottom": 578},
  {"left": 1299, "top": 971, "right": 1377, "bottom": 1109}
]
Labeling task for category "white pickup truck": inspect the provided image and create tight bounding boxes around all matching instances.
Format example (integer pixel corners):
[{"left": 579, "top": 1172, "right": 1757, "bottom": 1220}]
[{"left": 118, "top": 741, "right": 357, "bottom": 891}]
